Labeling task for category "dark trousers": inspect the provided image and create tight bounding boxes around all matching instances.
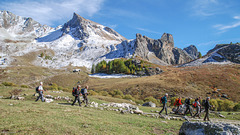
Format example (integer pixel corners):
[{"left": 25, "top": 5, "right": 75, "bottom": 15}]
[
  {"left": 184, "top": 105, "right": 192, "bottom": 116},
  {"left": 35, "top": 92, "right": 44, "bottom": 102},
  {"left": 72, "top": 96, "right": 81, "bottom": 106},
  {"left": 159, "top": 103, "right": 168, "bottom": 115},
  {"left": 204, "top": 109, "right": 210, "bottom": 121},
  {"left": 83, "top": 94, "right": 88, "bottom": 105},
  {"left": 193, "top": 106, "right": 200, "bottom": 118}
]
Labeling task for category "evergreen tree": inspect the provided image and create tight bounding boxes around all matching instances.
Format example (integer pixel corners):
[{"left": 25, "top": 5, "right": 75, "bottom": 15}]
[
  {"left": 91, "top": 64, "right": 95, "bottom": 74},
  {"left": 198, "top": 52, "right": 202, "bottom": 58}
]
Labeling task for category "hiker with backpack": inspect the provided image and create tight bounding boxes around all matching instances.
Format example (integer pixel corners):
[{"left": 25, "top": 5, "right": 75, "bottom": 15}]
[
  {"left": 184, "top": 97, "right": 192, "bottom": 116},
  {"left": 173, "top": 97, "right": 182, "bottom": 114},
  {"left": 35, "top": 82, "right": 46, "bottom": 102},
  {"left": 72, "top": 85, "right": 82, "bottom": 106},
  {"left": 81, "top": 85, "right": 89, "bottom": 107},
  {"left": 204, "top": 97, "right": 212, "bottom": 121},
  {"left": 159, "top": 93, "right": 168, "bottom": 115},
  {"left": 193, "top": 98, "right": 201, "bottom": 119}
]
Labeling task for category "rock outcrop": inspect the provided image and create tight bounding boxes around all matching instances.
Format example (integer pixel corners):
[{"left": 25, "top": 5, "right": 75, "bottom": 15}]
[
  {"left": 183, "top": 45, "right": 200, "bottom": 59},
  {"left": 0, "top": 10, "right": 52, "bottom": 37},
  {"left": 179, "top": 122, "right": 240, "bottom": 135},
  {"left": 134, "top": 33, "right": 196, "bottom": 65},
  {"left": 61, "top": 12, "right": 126, "bottom": 41}
]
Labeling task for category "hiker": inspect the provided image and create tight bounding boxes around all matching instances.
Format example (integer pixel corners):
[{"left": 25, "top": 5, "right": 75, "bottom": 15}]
[
  {"left": 204, "top": 97, "right": 212, "bottom": 121},
  {"left": 184, "top": 97, "right": 192, "bottom": 116},
  {"left": 81, "top": 85, "right": 89, "bottom": 107},
  {"left": 173, "top": 97, "right": 182, "bottom": 114},
  {"left": 193, "top": 98, "right": 201, "bottom": 119},
  {"left": 159, "top": 93, "right": 168, "bottom": 115},
  {"left": 72, "top": 85, "right": 82, "bottom": 106},
  {"left": 199, "top": 97, "right": 202, "bottom": 113},
  {"left": 35, "top": 82, "right": 46, "bottom": 102}
]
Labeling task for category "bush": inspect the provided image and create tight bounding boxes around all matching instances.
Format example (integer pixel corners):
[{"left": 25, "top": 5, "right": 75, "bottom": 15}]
[
  {"left": 58, "top": 86, "right": 63, "bottom": 90},
  {"left": 20, "top": 85, "right": 29, "bottom": 88},
  {"left": 2, "top": 82, "right": 16, "bottom": 86},
  {"left": 88, "top": 90, "right": 98, "bottom": 96},
  {"left": 109, "top": 89, "right": 124, "bottom": 97},
  {"left": 210, "top": 99, "right": 218, "bottom": 111},
  {"left": 123, "top": 94, "right": 135, "bottom": 101},
  {"left": 114, "top": 95, "right": 123, "bottom": 99},
  {"left": 233, "top": 102, "right": 240, "bottom": 111},
  {"left": 216, "top": 99, "right": 224, "bottom": 111},
  {"left": 51, "top": 83, "right": 58, "bottom": 90},
  {"left": 99, "top": 91, "right": 109, "bottom": 96},
  {"left": 62, "top": 88, "right": 69, "bottom": 92},
  {"left": 222, "top": 99, "right": 234, "bottom": 111},
  {"left": 135, "top": 99, "right": 144, "bottom": 105},
  {"left": 144, "top": 96, "right": 158, "bottom": 104}
]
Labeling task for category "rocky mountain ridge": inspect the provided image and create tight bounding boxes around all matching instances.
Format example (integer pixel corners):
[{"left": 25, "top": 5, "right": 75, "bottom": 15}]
[{"left": 1, "top": 10, "right": 237, "bottom": 70}]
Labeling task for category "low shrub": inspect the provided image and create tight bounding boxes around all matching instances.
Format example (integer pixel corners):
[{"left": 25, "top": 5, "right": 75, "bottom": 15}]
[
  {"left": 99, "top": 91, "right": 109, "bottom": 96},
  {"left": 88, "top": 90, "right": 98, "bottom": 96},
  {"left": 144, "top": 96, "right": 158, "bottom": 104},
  {"left": 114, "top": 95, "right": 123, "bottom": 99},
  {"left": 123, "top": 94, "right": 135, "bottom": 101},
  {"left": 233, "top": 102, "right": 240, "bottom": 111},
  {"left": 2, "top": 82, "right": 16, "bottom": 86},
  {"left": 20, "top": 85, "right": 29, "bottom": 88},
  {"left": 210, "top": 99, "right": 218, "bottom": 111}
]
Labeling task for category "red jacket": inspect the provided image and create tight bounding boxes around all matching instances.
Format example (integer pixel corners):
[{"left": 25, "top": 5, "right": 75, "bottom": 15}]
[{"left": 174, "top": 98, "right": 182, "bottom": 106}]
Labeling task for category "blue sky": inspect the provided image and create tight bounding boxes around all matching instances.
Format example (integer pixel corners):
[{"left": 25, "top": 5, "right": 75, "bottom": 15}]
[{"left": 1, "top": 0, "right": 240, "bottom": 54}]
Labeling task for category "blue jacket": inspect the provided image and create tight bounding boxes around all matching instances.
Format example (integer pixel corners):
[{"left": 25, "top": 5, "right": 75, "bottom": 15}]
[{"left": 162, "top": 96, "right": 167, "bottom": 104}]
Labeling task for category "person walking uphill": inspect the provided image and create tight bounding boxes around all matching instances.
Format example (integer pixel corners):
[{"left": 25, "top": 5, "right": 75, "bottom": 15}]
[
  {"left": 35, "top": 82, "right": 46, "bottom": 102},
  {"left": 184, "top": 97, "right": 192, "bottom": 116},
  {"left": 81, "top": 85, "right": 89, "bottom": 107},
  {"left": 204, "top": 97, "right": 212, "bottom": 121},
  {"left": 174, "top": 97, "right": 182, "bottom": 114},
  {"left": 193, "top": 98, "right": 201, "bottom": 119},
  {"left": 72, "top": 85, "right": 82, "bottom": 106},
  {"left": 159, "top": 93, "right": 168, "bottom": 115}
]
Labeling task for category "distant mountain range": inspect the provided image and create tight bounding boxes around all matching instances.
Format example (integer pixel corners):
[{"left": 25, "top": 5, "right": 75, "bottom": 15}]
[{"left": 0, "top": 11, "right": 239, "bottom": 69}]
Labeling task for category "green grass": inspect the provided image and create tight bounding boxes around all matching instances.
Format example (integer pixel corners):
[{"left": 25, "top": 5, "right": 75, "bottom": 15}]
[{"left": 0, "top": 99, "right": 182, "bottom": 135}]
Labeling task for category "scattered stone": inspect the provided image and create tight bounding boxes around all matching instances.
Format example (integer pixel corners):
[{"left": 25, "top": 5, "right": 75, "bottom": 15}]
[
  {"left": 45, "top": 98, "right": 54, "bottom": 103},
  {"left": 134, "top": 109, "right": 143, "bottom": 114},
  {"left": 219, "top": 114, "right": 226, "bottom": 118},
  {"left": 9, "top": 104, "right": 13, "bottom": 106},
  {"left": 142, "top": 102, "right": 156, "bottom": 108},
  {"left": 17, "top": 97, "right": 25, "bottom": 100},
  {"left": 45, "top": 95, "right": 53, "bottom": 99},
  {"left": 179, "top": 122, "right": 240, "bottom": 135},
  {"left": 0, "top": 96, "right": 3, "bottom": 99}
]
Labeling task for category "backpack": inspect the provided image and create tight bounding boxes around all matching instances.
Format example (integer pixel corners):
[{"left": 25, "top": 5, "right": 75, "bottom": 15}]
[
  {"left": 35, "top": 86, "right": 39, "bottom": 93},
  {"left": 160, "top": 97, "right": 164, "bottom": 103},
  {"left": 72, "top": 87, "right": 77, "bottom": 96},
  {"left": 202, "top": 99, "right": 206, "bottom": 106},
  {"left": 192, "top": 101, "right": 197, "bottom": 108}
]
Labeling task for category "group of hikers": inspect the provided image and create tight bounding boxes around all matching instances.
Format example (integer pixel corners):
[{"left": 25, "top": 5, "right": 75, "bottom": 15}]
[
  {"left": 35, "top": 82, "right": 211, "bottom": 121},
  {"left": 35, "top": 82, "right": 89, "bottom": 107},
  {"left": 159, "top": 93, "right": 212, "bottom": 121}
]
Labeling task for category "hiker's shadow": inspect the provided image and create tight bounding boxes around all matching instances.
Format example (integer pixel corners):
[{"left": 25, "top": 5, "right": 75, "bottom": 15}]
[{"left": 58, "top": 103, "right": 72, "bottom": 106}]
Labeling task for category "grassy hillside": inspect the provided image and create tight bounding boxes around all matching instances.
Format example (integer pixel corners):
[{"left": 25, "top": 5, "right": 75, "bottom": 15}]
[
  {"left": 0, "top": 86, "right": 183, "bottom": 135},
  {"left": 1, "top": 57, "right": 240, "bottom": 102}
]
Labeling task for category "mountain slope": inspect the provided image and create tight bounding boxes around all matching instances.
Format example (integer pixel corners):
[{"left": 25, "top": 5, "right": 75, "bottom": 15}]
[{"left": 1, "top": 11, "right": 200, "bottom": 69}]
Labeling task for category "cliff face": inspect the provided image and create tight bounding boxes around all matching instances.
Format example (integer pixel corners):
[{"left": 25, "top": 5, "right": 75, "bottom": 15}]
[{"left": 134, "top": 33, "right": 195, "bottom": 65}]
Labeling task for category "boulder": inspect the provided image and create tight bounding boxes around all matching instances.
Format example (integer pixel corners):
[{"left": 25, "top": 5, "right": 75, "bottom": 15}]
[
  {"left": 16, "top": 97, "right": 25, "bottom": 100},
  {"left": 45, "top": 95, "right": 53, "bottom": 99},
  {"left": 134, "top": 109, "right": 143, "bottom": 114},
  {"left": 45, "top": 98, "right": 54, "bottom": 103},
  {"left": 179, "top": 122, "right": 240, "bottom": 135},
  {"left": 142, "top": 102, "right": 156, "bottom": 108}
]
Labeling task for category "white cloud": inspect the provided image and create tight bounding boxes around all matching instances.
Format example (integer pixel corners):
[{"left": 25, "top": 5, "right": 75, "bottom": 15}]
[
  {"left": 0, "top": 0, "right": 105, "bottom": 26},
  {"left": 136, "top": 28, "right": 161, "bottom": 35},
  {"left": 214, "top": 16, "right": 240, "bottom": 31},
  {"left": 189, "top": 0, "right": 225, "bottom": 17}
]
